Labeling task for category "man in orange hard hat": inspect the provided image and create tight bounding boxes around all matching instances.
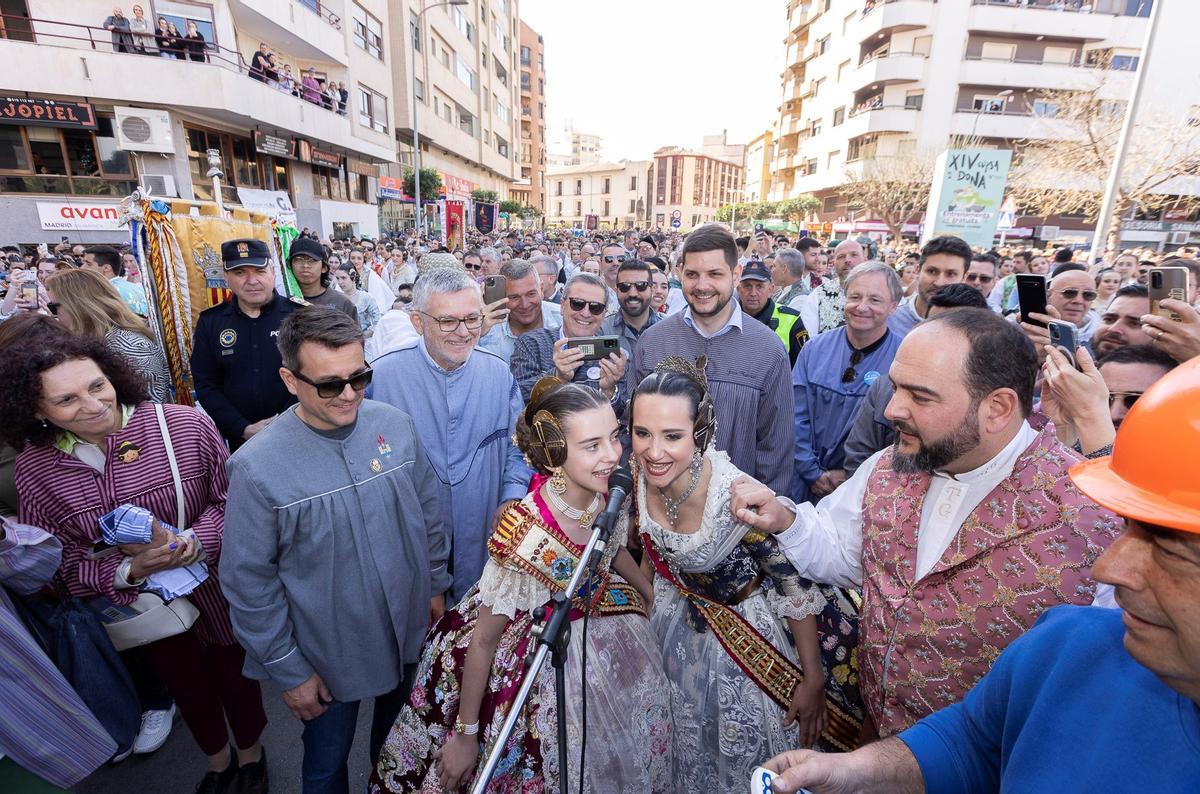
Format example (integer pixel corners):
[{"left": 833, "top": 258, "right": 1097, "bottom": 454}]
[{"left": 761, "top": 357, "right": 1200, "bottom": 793}]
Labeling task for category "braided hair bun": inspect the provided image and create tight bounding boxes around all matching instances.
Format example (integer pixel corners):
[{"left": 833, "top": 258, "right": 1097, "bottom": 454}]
[{"left": 514, "top": 377, "right": 609, "bottom": 474}]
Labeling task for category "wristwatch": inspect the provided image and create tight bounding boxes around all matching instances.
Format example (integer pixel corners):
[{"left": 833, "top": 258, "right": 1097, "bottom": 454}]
[{"left": 454, "top": 718, "right": 480, "bottom": 736}]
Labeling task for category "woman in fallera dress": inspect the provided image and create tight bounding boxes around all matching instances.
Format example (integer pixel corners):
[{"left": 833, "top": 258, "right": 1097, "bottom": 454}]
[
  {"left": 371, "top": 379, "right": 672, "bottom": 793},
  {"left": 630, "top": 357, "right": 863, "bottom": 791}
]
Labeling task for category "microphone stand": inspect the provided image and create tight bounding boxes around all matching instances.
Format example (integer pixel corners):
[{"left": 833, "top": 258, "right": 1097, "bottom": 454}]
[{"left": 471, "top": 506, "right": 620, "bottom": 794}]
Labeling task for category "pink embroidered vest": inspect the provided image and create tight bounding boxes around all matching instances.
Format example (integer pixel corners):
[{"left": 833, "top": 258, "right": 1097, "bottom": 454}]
[{"left": 858, "top": 418, "right": 1121, "bottom": 736}]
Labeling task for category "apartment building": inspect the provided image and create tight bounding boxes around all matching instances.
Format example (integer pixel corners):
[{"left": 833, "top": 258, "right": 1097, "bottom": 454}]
[
  {"left": 547, "top": 122, "right": 605, "bottom": 168},
  {"left": 508, "top": 19, "right": 546, "bottom": 215},
  {"left": 0, "top": 0, "right": 398, "bottom": 242},
  {"left": 649, "top": 146, "right": 745, "bottom": 231},
  {"left": 769, "top": 0, "right": 1162, "bottom": 241},
  {"left": 545, "top": 160, "right": 650, "bottom": 229},
  {"left": 745, "top": 130, "right": 775, "bottom": 202},
  {"left": 386, "top": 0, "right": 522, "bottom": 228}
]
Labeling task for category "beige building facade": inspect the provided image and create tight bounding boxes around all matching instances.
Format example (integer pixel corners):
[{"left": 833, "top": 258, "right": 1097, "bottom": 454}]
[
  {"left": 545, "top": 160, "right": 650, "bottom": 229},
  {"left": 509, "top": 19, "right": 547, "bottom": 215},
  {"left": 649, "top": 147, "right": 744, "bottom": 231}
]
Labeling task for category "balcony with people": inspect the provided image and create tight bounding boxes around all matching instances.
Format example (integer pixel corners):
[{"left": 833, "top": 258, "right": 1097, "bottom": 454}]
[
  {"left": 857, "top": 0, "right": 938, "bottom": 43},
  {"left": 0, "top": 9, "right": 394, "bottom": 163},
  {"left": 960, "top": 34, "right": 1136, "bottom": 92},
  {"left": 967, "top": 0, "right": 1151, "bottom": 41}
]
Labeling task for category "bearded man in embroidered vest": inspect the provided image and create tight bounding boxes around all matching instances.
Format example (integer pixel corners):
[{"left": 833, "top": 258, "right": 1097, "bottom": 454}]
[{"left": 730, "top": 307, "right": 1122, "bottom": 738}]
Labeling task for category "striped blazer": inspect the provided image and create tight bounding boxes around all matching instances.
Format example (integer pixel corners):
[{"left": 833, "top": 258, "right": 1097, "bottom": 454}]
[{"left": 16, "top": 403, "right": 236, "bottom": 645}]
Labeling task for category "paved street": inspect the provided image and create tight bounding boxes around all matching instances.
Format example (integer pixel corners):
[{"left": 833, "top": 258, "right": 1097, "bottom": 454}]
[{"left": 77, "top": 681, "right": 376, "bottom": 794}]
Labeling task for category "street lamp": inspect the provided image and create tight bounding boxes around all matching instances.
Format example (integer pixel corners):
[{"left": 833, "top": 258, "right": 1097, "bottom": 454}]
[{"left": 412, "top": 0, "right": 468, "bottom": 237}]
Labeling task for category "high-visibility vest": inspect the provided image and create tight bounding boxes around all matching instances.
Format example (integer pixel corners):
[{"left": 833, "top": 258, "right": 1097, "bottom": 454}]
[{"left": 771, "top": 305, "right": 801, "bottom": 351}]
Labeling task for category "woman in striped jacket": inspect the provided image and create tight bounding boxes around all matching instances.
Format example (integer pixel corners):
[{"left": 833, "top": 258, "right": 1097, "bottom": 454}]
[{"left": 0, "top": 334, "right": 269, "bottom": 794}]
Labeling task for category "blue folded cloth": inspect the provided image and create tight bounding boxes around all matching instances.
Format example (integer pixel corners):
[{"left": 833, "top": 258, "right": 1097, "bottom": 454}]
[{"left": 99, "top": 505, "right": 208, "bottom": 600}]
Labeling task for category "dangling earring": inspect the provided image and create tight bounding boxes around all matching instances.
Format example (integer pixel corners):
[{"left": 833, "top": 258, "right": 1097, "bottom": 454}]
[
  {"left": 39, "top": 418, "right": 50, "bottom": 429},
  {"left": 549, "top": 467, "right": 568, "bottom": 494}
]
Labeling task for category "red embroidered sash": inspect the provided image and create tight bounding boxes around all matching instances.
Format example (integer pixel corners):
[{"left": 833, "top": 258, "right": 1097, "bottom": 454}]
[{"left": 642, "top": 532, "right": 860, "bottom": 751}]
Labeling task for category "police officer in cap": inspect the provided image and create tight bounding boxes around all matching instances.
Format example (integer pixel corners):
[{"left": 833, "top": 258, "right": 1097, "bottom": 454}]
[
  {"left": 191, "top": 238, "right": 300, "bottom": 449},
  {"left": 287, "top": 236, "right": 358, "bottom": 322},
  {"left": 736, "top": 259, "right": 808, "bottom": 366}
]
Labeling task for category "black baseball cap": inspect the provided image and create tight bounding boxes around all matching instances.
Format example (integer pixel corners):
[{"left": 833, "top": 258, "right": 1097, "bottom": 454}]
[
  {"left": 221, "top": 238, "right": 272, "bottom": 270},
  {"left": 740, "top": 261, "right": 772, "bottom": 282},
  {"left": 288, "top": 237, "right": 328, "bottom": 264}
]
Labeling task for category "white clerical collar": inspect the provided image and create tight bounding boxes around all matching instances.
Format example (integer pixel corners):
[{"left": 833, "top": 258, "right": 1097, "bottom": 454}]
[{"left": 934, "top": 420, "right": 1037, "bottom": 484}]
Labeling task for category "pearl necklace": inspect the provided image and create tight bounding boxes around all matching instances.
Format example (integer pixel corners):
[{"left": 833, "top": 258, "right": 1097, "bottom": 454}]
[{"left": 545, "top": 486, "right": 602, "bottom": 529}]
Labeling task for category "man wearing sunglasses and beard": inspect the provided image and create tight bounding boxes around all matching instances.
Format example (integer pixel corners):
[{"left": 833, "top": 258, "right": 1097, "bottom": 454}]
[
  {"left": 602, "top": 258, "right": 660, "bottom": 396},
  {"left": 510, "top": 273, "right": 627, "bottom": 407},
  {"left": 222, "top": 306, "right": 451, "bottom": 794}
]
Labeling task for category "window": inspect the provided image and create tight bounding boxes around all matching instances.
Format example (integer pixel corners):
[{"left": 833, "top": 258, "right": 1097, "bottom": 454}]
[
  {"left": 574, "top": 179, "right": 582, "bottom": 195},
  {"left": 520, "top": 70, "right": 531, "bottom": 91},
  {"left": 410, "top": 20, "right": 421, "bottom": 51},
  {"left": 603, "top": 200, "right": 609, "bottom": 216},
  {"left": 1111, "top": 54, "right": 1141, "bottom": 71},
  {"left": 440, "top": 46, "right": 450, "bottom": 68},
  {"left": 823, "top": 195, "right": 838, "bottom": 213},
  {"left": 629, "top": 199, "right": 636, "bottom": 213},
  {"left": 805, "top": 158, "right": 818, "bottom": 175},
  {"left": 842, "top": 11, "right": 856, "bottom": 34},
  {"left": 837, "top": 60, "right": 850, "bottom": 82},
  {"left": 556, "top": 180, "right": 562, "bottom": 196},
  {"left": 494, "top": 56, "right": 508, "bottom": 86},
  {"left": 1042, "top": 46, "right": 1076, "bottom": 65},
  {"left": 352, "top": 4, "right": 383, "bottom": 60},
  {"left": 912, "top": 35, "right": 932, "bottom": 57},
  {"left": 493, "top": 19, "right": 509, "bottom": 52},
  {"left": 629, "top": 175, "right": 637, "bottom": 190},
  {"left": 1099, "top": 99, "right": 1128, "bottom": 119},
  {"left": 494, "top": 93, "right": 509, "bottom": 123},
  {"left": 1033, "top": 100, "right": 1061, "bottom": 118},
  {"left": 812, "top": 77, "right": 824, "bottom": 98},
  {"left": 832, "top": 106, "right": 845, "bottom": 126},
  {"left": 603, "top": 177, "right": 610, "bottom": 194},
  {"left": 538, "top": 102, "right": 544, "bottom": 119},
  {"left": 358, "top": 84, "right": 388, "bottom": 133},
  {"left": 575, "top": 200, "right": 582, "bottom": 215},
  {"left": 817, "top": 35, "right": 829, "bottom": 55},
  {"left": 0, "top": 117, "right": 137, "bottom": 196},
  {"left": 452, "top": 7, "right": 474, "bottom": 42},
  {"left": 810, "top": 119, "right": 822, "bottom": 137},
  {"left": 439, "top": 97, "right": 453, "bottom": 123},
  {"left": 458, "top": 105, "right": 477, "bottom": 137},
  {"left": 980, "top": 42, "right": 1016, "bottom": 62},
  {"left": 827, "top": 150, "right": 839, "bottom": 170},
  {"left": 415, "top": 78, "right": 425, "bottom": 101},
  {"left": 538, "top": 78, "right": 544, "bottom": 95},
  {"left": 905, "top": 90, "right": 924, "bottom": 110},
  {"left": 557, "top": 201, "right": 563, "bottom": 215},
  {"left": 496, "top": 134, "right": 509, "bottom": 157},
  {"left": 973, "top": 95, "right": 1007, "bottom": 113},
  {"left": 453, "top": 54, "right": 478, "bottom": 92},
  {"left": 520, "top": 45, "right": 531, "bottom": 65},
  {"left": 312, "top": 164, "right": 346, "bottom": 202}
]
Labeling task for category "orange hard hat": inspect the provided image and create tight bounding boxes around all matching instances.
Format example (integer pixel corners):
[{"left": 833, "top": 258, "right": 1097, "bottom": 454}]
[{"left": 1070, "top": 355, "right": 1200, "bottom": 534}]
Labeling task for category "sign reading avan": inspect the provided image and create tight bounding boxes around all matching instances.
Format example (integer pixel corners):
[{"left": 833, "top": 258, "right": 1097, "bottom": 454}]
[
  {"left": 36, "top": 201, "right": 122, "bottom": 232},
  {"left": 922, "top": 148, "right": 1013, "bottom": 249}
]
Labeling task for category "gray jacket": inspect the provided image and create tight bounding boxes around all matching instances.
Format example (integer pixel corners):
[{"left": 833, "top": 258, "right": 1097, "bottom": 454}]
[
  {"left": 843, "top": 376, "right": 896, "bottom": 477},
  {"left": 220, "top": 401, "right": 450, "bottom": 701}
]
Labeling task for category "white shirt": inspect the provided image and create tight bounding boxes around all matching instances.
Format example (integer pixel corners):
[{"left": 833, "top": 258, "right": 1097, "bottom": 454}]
[
  {"left": 365, "top": 308, "right": 418, "bottom": 362},
  {"left": 775, "top": 421, "right": 1039, "bottom": 588}
]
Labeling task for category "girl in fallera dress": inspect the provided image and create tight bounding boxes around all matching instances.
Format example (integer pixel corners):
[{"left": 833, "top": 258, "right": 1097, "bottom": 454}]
[
  {"left": 371, "top": 379, "right": 672, "bottom": 793},
  {"left": 630, "top": 357, "right": 863, "bottom": 791}
]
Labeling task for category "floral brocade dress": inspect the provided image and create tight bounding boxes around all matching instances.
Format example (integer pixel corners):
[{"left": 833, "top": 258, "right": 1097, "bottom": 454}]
[
  {"left": 370, "top": 477, "right": 672, "bottom": 793},
  {"left": 639, "top": 449, "right": 861, "bottom": 791}
]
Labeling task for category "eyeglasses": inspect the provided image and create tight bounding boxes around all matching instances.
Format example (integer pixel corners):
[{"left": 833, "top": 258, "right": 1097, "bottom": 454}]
[
  {"left": 1108, "top": 391, "right": 1143, "bottom": 411},
  {"left": 47, "top": 301, "right": 60, "bottom": 315},
  {"left": 616, "top": 280, "right": 650, "bottom": 293},
  {"left": 841, "top": 348, "right": 867, "bottom": 384},
  {"left": 1053, "top": 288, "right": 1099, "bottom": 302},
  {"left": 964, "top": 273, "right": 995, "bottom": 285},
  {"left": 463, "top": 261, "right": 483, "bottom": 271},
  {"left": 567, "top": 297, "right": 607, "bottom": 315},
  {"left": 602, "top": 255, "right": 628, "bottom": 264},
  {"left": 289, "top": 366, "right": 373, "bottom": 398},
  {"left": 419, "top": 311, "right": 484, "bottom": 333}
]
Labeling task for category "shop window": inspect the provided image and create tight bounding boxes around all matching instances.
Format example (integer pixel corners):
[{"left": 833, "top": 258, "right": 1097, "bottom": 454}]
[{"left": 0, "top": 119, "right": 137, "bottom": 196}]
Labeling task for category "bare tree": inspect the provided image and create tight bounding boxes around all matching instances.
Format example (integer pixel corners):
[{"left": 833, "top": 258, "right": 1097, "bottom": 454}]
[
  {"left": 1010, "top": 86, "right": 1200, "bottom": 250},
  {"left": 838, "top": 150, "right": 935, "bottom": 243}
]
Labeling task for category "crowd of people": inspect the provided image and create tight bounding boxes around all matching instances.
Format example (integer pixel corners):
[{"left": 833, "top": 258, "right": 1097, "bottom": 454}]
[
  {"left": 103, "top": 6, "right": 209, "bottom": 62},
  {"left": 1, "top": 218, "right": 1199, "bottom": 794},
  {"left": 248, "top": 43, "right": 349, "bottom": 115}
]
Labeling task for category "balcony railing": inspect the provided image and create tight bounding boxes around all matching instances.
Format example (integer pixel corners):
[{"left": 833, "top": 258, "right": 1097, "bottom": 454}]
[
  {"left": 862, "top": 0, "right": 937, "bottom": 17},
  {"left": 296, "top": 0, "right": 342, "bottom": 30},
  {"left": 0, "top": 13, "right": 350, "bottom": 119},
  {"left": 969, "top": 0, "right": 1130, "bottom": 16}
]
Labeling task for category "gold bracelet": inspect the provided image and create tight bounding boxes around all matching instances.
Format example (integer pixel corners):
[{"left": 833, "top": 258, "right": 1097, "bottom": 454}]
[{"left": 454, "top": 718, "right": 479, "bottom": 736}]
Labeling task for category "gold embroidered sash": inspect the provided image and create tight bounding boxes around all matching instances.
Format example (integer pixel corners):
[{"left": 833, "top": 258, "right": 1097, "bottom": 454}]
[{"left": 642, "top": 532, "right": 860, "bottom": 751}]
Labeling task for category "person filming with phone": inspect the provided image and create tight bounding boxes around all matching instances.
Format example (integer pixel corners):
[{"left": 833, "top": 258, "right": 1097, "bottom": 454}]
[{"left": 510, "top": 273, "right": 627, "bottom": 407}]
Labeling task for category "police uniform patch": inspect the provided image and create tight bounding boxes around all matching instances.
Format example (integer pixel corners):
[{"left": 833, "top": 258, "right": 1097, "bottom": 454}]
[{"left": 219, "top": 328, "right": 237, "bottom": 348}]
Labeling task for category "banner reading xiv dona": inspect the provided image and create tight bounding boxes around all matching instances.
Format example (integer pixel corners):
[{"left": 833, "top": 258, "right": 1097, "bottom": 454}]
[{"left": 922, "top": 149, "right": 1012, "bottom": 249}]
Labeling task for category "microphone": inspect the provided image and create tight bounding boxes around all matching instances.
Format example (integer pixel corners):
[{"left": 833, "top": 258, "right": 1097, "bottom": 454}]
[{"left": 586, "top": 467, "right": 633, "bottom": 570}]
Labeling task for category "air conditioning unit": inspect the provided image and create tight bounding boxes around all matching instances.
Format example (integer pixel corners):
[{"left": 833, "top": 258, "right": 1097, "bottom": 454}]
[
  {"left": 140, "top": 174, "right": 177, "bottom": 198},
  {"left": 1036, "top": 225, "right": 1060, "bottom": 241},
  {"left": 115, "top": 107, "right": 175, "bottom": 154},
  {"left": 1168, "top": 230, "right": 1190, "bottom": 245}
]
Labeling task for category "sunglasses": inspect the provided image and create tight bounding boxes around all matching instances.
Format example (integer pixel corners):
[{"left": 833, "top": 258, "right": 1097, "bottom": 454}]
[
  {"left": 47, "top": 301, "right": 60, "bottom": 315},
  {"left": 567, "top": 297, "right": 607, "bottom": 315},
  {"left": 616, "top": 280, "right": 650, "bottom": 293},
  {"left": 289, "top": 366, "right": 373, "bottom": 398},
  {"left": 603, "top": 255, "right": 628, "bottom": 264},
  {"left": 1053, "top": 288, "right": 1099, "bottom": 302},
  {"left": 463, "top": 262, "right": 482, "bottom": 271},
  {"left": 965, "top": 273, "right": 994, "bottom": 284},
  {"left": 1108, "top": 391, "right": 1143, "bottom": 411},
  {"left": 419, "top": 311, "right": 483, "bottom": 333},
  {"left": 841, "top": 348, "right": 867, "bottom": 384}
]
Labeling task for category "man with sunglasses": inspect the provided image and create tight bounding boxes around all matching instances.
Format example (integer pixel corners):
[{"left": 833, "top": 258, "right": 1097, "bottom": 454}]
[
  {"left": 191, "top": 238, "right": 301, "bottom": 450},
  {"left": 368, "top": 268, "right": 531, "bottom": 602},
  {"left": 602, "top": 258, "right": 661, "bottom": 395},
  {"left": 223, "top": 306, "right": 450, "bottom": 793},
  {"left": 511, "top": 273, "right": 626, "bottom": 404},
  {"left": 963, "top": 254, "right": 999, "bottom": 299},
  {"left": 792, "top": 262, "right": 903, "bottom": 503},
  {"left": 599, "top": 242, "right": 628, "bottom": 313}
]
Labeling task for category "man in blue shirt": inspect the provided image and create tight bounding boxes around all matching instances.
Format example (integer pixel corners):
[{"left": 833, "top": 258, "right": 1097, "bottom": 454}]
[
  {"left": 792, "top": 261, "right": 902, "bottom": 503},
  {"left": 762, "top": 357, "right": 1200, "bottom": 794},
  {"left": 368, "top": 267, "right": 531, "bottom": 601}
]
